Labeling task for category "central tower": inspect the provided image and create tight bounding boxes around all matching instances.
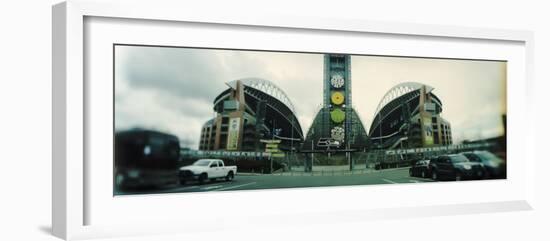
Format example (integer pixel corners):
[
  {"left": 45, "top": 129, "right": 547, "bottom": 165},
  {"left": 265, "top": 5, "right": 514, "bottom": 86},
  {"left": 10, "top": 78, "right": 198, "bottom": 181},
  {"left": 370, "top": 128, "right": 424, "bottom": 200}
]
[
  {"left": 323, "top": 54, "right": 352, "bottom": 146},
  {"left": 304, "top": 54, "right": 368, "bottom": 158}
]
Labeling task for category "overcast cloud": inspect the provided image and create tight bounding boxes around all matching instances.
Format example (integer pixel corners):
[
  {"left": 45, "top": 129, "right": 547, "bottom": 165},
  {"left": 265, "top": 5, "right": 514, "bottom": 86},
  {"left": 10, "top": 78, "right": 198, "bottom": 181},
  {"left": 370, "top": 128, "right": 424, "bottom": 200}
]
[{"left": 115, "top": 46, "right": 506, "bottom": 149}]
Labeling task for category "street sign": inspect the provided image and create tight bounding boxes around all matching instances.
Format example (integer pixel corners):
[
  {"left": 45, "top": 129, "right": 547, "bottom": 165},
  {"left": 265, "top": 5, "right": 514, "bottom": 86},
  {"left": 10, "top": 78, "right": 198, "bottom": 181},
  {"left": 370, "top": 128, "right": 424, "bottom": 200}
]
[
  {"left": 260, "top": 139, "right": 281, "bottom": 144},
  {"left": 262, "top": 139, "right": 284, "bottom": 158},
  {"left": 265, "top": 143, "right": 279, "bottom": 148},
  {"left": 271, "top": 153, "right": 285, "bottom": 158}
]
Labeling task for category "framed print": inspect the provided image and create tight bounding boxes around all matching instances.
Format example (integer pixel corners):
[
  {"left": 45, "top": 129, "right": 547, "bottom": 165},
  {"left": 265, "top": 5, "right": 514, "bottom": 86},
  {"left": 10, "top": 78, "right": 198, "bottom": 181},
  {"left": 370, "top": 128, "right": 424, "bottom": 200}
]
[{"left": 52, "top": 0, "right": 535, "bottom": 240}]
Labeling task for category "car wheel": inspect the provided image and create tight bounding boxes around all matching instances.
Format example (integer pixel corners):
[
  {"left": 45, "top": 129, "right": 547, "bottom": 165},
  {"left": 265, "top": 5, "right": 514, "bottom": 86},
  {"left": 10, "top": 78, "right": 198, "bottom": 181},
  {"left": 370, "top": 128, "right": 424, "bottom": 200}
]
[
  {"left": 477, "top": 170, "right": 485, "bottom": 180},
  {"left": 225, "top": 171, "right": 234, "bottom": 182},
  {"left": 432, "top": 171, "right": 438, "bottom": 181},
  {"left": 421, "top": 170, "right": 426, "bottom": 178},
  {"left": 115, "top": 173, "right": 125, "bottom": 186},
  {"left": 115, "top": 173, "right": 126, "bottom": 190},
  {"left": 483, "top": 170, "right": 491, "bottom": 179},
  {"left": 179, "top": 178, "right": 186, "bottom": 186},
  {"left": 455, "top": 172, "right": 462, "bottom": 181},
  {"left": 198, "top": 173, "right": 207, "bottom": 185}
]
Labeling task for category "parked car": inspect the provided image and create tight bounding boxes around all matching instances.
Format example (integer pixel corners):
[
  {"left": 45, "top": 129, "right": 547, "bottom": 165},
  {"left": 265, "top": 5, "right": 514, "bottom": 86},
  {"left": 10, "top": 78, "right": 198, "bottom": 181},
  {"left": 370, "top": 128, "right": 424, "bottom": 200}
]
[
  {"left": 317, "top": 138, "right": 341, "bottom": 148},
  {"left": 179, "top": 159, "right": 237, "bottom": 185},
  {"left": 429, "top": 154, "right": 485, "bottom": 181},
  {"left": 461, "top": 151, "right": 506, "bottom": 179},
  {"left": 409, "top": 159, "right": 432, "bottom": 178}
]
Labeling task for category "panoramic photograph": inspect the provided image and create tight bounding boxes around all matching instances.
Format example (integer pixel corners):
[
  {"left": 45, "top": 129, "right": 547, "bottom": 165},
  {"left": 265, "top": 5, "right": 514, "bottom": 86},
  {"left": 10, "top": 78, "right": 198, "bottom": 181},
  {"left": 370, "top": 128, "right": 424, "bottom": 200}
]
[{"left": 113, "top": 44, "right": 507, "bottom": 195}]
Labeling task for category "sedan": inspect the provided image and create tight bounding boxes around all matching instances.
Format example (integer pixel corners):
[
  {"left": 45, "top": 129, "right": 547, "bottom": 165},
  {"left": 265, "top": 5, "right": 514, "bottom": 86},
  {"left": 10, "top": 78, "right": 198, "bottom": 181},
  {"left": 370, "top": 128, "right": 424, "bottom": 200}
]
[{"left": 461, "top": 151, "right": 506, "bottom": 179}]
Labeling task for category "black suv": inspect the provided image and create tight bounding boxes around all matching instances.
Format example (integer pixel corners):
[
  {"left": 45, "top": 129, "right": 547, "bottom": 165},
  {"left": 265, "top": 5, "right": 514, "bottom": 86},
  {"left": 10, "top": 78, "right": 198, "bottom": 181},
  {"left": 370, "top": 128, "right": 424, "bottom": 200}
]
[{"left": 429, "top": 154, "right": 485, "bottom": 181}]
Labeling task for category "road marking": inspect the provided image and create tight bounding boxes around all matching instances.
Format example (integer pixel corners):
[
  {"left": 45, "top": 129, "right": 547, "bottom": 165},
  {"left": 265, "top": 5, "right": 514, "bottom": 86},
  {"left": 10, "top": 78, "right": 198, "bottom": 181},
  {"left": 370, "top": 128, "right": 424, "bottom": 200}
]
[
  {"left": 378, "top": 167, "right": 410, "bottom": 172},
  {"left": 382, "top": 178, "right": 398, "bottom": 184},
  {"left": 175, "top": 185, "right": 199, "bottom": 191},
  {"left": 201, "top": 185, "right": 224, "bottom": 190},
  {"left": 409, "top": 177, "right": 435, "bottom": 182},
  {"left": 214, "top": 182, "right": 257, "bottom": 191}
]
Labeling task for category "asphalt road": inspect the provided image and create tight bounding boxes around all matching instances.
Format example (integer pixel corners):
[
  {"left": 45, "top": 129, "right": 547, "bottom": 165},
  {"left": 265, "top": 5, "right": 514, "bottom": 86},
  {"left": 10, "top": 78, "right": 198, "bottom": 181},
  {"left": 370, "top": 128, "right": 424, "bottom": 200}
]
[{"left": 116, "top": 168, "right": 435, "bottom": 195}]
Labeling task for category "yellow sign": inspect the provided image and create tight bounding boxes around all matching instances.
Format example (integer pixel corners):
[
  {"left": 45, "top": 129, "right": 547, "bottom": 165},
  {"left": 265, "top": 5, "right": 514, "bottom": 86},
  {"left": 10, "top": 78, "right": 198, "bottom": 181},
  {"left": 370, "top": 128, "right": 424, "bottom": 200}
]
[
  {"left": 331, "top": 91, "right": 345, "bottom": 105},
  {"left": 260, "top": 139, "right": 281, "bottom": 144},
  {"left": 263, "top": 140, "right": 283, "bottom": 156},
  {"left": 266, "top": 143, "right": 279, "bottom": 148},
  {"left": 271, "top": 153, "right": 285, "bottom": 158}
]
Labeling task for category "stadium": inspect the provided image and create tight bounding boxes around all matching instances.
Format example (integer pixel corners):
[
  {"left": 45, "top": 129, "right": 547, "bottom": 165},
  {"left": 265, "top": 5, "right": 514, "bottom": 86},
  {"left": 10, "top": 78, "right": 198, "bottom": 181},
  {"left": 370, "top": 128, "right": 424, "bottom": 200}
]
[
  {"left": 198, "top": 78, "right": 304, "bottom": 153},
  {"left": 368, "top": 82, "right": 452, "bottom": 150}
]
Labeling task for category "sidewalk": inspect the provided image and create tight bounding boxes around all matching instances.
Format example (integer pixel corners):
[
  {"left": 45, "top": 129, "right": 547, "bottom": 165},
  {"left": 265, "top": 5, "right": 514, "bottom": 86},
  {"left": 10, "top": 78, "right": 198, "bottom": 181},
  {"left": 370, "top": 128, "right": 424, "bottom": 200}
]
[
  {"left": 236, "top": 165, "right": 410, "bottom": 177},
  {"left": 274, "top": 168, "right": 373, "bottom": 176}
]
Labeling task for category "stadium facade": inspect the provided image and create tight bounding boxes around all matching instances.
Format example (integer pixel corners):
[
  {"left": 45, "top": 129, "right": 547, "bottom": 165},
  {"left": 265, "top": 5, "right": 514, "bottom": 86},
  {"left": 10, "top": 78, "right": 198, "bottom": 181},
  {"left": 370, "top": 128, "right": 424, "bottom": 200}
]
[
  {"left": 368, "top": 82, "right": 452, "bottom": 150},
  {"left": 198, "top": 55, "right": 453, "bottom": 156},
  {"left": 198, "top": 78, "right": 304, "bottom": 152}
]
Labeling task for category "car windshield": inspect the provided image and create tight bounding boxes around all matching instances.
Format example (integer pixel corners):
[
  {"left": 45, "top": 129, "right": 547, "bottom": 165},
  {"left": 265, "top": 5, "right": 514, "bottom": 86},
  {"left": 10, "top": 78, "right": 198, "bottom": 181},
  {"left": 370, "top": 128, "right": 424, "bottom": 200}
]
[
  {"left": 476, "top": 151, "right": 501, "bottom": 161},
  {"left": 194, "top": 160, "right": 211, "bottom": 166},
  {"left": 450, "top": 155, "right": 470, "bottom": 163},
  {"left": 463, "top": 153, "right": 482, "bottom": 162}
]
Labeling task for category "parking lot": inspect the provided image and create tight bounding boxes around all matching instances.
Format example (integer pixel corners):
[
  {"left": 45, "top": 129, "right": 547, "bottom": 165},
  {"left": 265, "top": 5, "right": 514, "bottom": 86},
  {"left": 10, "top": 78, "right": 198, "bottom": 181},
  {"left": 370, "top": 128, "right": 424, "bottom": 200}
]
[{"left": 115, "top": 167, "right": 435, "bottom": 195}]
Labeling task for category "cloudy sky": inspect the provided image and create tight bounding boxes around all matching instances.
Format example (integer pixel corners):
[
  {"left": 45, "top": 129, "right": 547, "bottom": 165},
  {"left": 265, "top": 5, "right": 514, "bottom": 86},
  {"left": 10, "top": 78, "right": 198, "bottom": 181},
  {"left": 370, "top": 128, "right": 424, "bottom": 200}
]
[{"left": 115, "top": 45, "right": 506, "bottom": 149}]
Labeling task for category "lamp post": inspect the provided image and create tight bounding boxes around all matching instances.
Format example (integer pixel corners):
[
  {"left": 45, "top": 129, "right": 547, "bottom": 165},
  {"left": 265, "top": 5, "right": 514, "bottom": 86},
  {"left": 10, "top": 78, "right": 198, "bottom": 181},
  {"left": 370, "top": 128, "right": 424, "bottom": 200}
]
[
  {"left": 270, "top": 119, "right": 275, "bottom": 174},
  {"left": 290, "top": 116, "right": 294, "bottom": 170}
]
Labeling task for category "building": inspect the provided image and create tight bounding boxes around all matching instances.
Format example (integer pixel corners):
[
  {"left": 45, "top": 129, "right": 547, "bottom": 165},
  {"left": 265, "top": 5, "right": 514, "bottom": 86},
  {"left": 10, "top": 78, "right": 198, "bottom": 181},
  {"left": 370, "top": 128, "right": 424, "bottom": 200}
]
[
  {"left": 199, "top": 78, "right": 304, "bottom": 152},
  {"left": 304, "top": 54, "right": 369, "bottom": 151},
  {"left": 368, "top": 82, "right": 452, "bottom": 149}
]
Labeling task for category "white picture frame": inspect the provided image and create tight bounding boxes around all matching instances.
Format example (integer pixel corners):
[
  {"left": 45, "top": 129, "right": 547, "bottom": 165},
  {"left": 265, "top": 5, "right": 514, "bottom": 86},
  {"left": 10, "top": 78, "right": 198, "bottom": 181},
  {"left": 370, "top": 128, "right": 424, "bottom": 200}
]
[{"left": 52, "top": 0, "right": 535, "bottom": 240}]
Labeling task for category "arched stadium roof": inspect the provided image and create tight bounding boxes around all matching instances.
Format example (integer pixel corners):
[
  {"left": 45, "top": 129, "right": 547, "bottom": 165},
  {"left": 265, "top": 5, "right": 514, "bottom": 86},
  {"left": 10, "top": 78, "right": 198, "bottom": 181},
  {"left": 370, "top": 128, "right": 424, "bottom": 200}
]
[
  {"left": 373, "top": 82, "right": 434, "bottom": 117},
  {"left": 226, "top": 78, "right": 297, "bottom": 114}
]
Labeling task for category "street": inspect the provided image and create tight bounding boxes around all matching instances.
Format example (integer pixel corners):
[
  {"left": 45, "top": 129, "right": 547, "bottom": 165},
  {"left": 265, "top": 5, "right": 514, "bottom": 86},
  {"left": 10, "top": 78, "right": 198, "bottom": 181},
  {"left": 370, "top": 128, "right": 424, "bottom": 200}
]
[{"left": 116, "top": 168, "right": 434, "bottom": 195}]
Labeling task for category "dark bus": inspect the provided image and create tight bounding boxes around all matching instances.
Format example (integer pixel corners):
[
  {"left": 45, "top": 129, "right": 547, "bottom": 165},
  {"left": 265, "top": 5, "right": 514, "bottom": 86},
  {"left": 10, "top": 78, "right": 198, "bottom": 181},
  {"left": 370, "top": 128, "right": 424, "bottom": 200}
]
[{"left": 114, "top": 129, "right": 180, "bottom": 190}]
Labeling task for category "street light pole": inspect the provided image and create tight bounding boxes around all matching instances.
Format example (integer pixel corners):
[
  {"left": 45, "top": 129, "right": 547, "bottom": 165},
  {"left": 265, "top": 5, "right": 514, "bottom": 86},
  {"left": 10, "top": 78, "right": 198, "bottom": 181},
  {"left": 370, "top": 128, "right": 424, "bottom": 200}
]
[
  {"left": 270, "top": 119, "right": 275, "bottom": 174},
  {"left": 308, "top": 139, "right": 314, "bottom": 172},
  {"left": 291, "top": 116, "right": 294, "bottom": 171}
]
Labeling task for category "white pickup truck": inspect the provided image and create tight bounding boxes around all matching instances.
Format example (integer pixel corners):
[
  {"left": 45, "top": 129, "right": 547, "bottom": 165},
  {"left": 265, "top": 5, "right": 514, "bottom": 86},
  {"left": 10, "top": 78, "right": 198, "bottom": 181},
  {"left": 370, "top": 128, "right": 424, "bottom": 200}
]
[{"left": 178, "top": 159, "right": 237, "bottom": 185}]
